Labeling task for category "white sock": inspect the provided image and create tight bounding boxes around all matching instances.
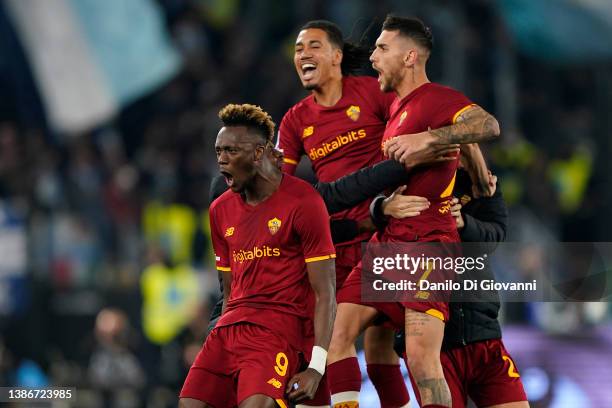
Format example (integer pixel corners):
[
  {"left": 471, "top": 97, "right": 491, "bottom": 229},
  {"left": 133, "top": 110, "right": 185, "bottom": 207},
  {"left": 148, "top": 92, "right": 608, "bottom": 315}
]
[
  {"left": 331, "top": 391, "right": 359, "bottom": 407},
  {"left": 296, "top": 405, "right": 330, "bottom": 408}
]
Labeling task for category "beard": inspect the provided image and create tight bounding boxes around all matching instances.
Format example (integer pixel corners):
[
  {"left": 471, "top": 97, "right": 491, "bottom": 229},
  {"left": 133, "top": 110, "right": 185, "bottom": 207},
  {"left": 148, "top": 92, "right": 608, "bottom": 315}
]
[
  {"left": 381, "top": 77, "right": 394, "bottom": 93},
  {"left": 379, "top": 63, "right": 404, "bottom": 93},
  {"left": 380, "top": 71, "right": 400, "bottom": 93}
]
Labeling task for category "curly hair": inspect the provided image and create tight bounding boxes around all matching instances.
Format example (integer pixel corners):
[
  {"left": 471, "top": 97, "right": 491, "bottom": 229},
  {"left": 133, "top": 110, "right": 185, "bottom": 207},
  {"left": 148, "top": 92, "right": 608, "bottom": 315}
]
[{"left": 218, "top": 103, "right": 276, "bottom": 145}]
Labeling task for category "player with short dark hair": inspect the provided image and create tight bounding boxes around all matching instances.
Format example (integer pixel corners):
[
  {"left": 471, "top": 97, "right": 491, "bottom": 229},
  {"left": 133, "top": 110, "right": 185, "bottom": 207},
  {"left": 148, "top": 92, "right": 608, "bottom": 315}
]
[
  {"left": 298, "top": 20, "right": 372, "bottom": 78},
  {"left": 327, "top": 15, "right": 501, "bottom": 408},
  {"left": 378, "top": 15, "right": 433, "bottom": 56},
  {"left": 280, "top": 19, "right": 414, "bottom": 408},
  {"left": 179, "top": 104, "right": 336, "bottom": 408}
]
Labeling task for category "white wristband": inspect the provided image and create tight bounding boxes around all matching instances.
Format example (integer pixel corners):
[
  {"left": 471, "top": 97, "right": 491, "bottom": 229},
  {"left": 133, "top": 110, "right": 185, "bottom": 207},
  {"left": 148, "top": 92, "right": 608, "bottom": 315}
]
[{"left": 308, "top": 346, "right": 328, "bottom": 376}]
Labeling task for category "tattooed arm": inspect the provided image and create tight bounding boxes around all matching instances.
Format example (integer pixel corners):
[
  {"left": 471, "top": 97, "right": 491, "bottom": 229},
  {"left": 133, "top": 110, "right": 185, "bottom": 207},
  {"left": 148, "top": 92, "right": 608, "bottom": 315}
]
[
  {"left": 384, "top": 105, "right": 500, "bottom": 165},
  {"left": 430, "top": 105, "right": 500, "bottom": 144},
  {"left": 460, "top": 142, "right": 494, "bottom": 197}
]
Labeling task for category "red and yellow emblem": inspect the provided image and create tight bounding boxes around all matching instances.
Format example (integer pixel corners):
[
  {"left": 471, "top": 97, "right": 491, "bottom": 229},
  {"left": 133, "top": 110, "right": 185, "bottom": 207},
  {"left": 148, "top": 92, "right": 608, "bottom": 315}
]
[
  {"left": 302, "top": 126, "right": 314, "bottom": 138},
  {"left": 267, "top": 217, "right": 282, "bottom": 235},
  {"left": 346, "top": 105, "right": 360, "bottom": 121}
]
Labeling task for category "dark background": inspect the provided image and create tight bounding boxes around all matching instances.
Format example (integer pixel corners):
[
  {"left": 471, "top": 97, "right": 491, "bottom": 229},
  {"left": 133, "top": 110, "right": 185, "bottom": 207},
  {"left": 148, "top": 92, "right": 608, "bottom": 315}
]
[{"left": 0, "top": 0, "right": 611, "bottom": 407}]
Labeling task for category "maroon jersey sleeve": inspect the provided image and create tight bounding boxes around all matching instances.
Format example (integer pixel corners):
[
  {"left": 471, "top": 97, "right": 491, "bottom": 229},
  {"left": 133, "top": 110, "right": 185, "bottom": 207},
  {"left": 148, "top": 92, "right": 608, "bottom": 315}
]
[
  {"left": 277, "top": 111, "right": 304, "bottom": 175},
  {"left": 293, "top": 190, "right": 336, "bottom": 263},
  {"left": 426, "top": 88, "right": 476, "bottom": 129},
  {"left": 209, "top": 204, "right": 230, "bottom": 272}
]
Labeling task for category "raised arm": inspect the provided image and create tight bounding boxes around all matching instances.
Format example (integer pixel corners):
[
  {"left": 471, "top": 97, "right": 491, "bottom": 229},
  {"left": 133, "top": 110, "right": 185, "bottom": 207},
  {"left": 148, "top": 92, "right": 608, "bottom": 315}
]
[
  {"left": 430, "top": 105, "right": 500, "bottom": 145},
  {"left": 460, "top": 142, "right": 494, "bottom": 197},
  {"left": 385, "top": 105, "right": 500, "bottom": 165}
]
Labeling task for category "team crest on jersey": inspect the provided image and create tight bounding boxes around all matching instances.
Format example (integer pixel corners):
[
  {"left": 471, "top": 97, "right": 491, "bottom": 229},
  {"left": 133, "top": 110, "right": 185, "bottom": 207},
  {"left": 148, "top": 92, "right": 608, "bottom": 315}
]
[
  {"left": 302, "top": 126, "right": 314, "bottom": 138},
  {"left": 346, "top": 105, "right": 360, "bottom": 121},
  {"left": 399, "top": 111, "right": 408, "bottom": 126},
  {"left": 267, "top": 217, "right": 282, "bottom": 235}
]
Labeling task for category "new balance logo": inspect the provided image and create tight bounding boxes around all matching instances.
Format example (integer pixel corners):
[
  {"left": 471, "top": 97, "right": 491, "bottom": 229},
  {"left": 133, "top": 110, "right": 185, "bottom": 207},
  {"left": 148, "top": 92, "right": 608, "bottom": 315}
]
[{"left": 267, "top": 378, "right": 282, "bottom": 389}]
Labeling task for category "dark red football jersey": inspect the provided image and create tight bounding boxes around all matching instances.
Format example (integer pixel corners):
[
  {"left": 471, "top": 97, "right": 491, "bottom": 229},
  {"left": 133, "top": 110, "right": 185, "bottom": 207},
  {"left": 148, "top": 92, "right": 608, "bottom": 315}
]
[
  {"left": 210, "top": 174, "right": 336, "bottom": 350},
  {"left": 278, "top": 76, "right": 394, "bottom": 244},
  {"left": 382, "top": 82, "right": 475, "bottom": 240}
]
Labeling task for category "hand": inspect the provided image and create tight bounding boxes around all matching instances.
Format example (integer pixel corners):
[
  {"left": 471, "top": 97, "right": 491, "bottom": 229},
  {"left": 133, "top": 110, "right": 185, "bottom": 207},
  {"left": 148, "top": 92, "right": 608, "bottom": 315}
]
[
  {"left": 286, "top": 368, "right": 322, "bottom": 403},
  {"left": 384, "top": 130, "right": 459, "bottom": 169},
  {"left": 382, "top": 186, "right": 429, "bottom": 219},
  {"left": 403, "top": 143, "right": 460, "bottom": 169},
  {"left": 450, "top": 197, "right": 464, "bottom": 229},
  {"left": 384, "top": 130, "right": 435, "bottom": 160},
  {"left": 472, "top": 170, "right": 497, "bottom": 198}
]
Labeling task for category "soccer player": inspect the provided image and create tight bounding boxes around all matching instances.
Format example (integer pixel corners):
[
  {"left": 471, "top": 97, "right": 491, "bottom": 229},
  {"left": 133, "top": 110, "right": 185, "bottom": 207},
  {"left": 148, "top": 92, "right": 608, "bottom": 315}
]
[
  {"left": 327, "top": 15, "right": 501, "bottom": 408},
  {"left": 380, "top": 167, "right": 529, "bottom": 408},
  {"left": 442, "top": 179, "right": 528, "bottom": 408},
  {"left": 279, "top": 20, "right": 412, "bottom": 408},
  {"left": 179, "top": 104, "right": 336, "bottom": 408}
]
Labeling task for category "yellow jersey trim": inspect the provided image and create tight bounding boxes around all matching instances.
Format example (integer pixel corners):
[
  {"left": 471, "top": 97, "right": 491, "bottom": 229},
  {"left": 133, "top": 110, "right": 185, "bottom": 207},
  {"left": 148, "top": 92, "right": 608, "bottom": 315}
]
[
  {"left": 440, "top": 172, "right": 457, "bottom": 198},
  {"left": 425, "top": 308, "right": 445, "bottom": 322},
  {"left": 283, "top": 157, "right": 298, "bottom": 165},
  {"left": 452, "top": 103, "right": 477, "bottom": 124},
  {"left": 305, "top": 254, "right": 337, "bottom": 263},
  {"left": 276, "top": 399, "right": 288, "bottom": 408},
  {"left": 216, "top": 266, "right": 231, "bottom": 272}
]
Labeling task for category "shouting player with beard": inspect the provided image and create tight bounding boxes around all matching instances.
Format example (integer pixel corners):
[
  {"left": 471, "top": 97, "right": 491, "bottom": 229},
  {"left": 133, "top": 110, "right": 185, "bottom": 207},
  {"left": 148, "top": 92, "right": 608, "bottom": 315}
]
[{"left": 327, "top": 16, "right": 501, "bottom": 408}]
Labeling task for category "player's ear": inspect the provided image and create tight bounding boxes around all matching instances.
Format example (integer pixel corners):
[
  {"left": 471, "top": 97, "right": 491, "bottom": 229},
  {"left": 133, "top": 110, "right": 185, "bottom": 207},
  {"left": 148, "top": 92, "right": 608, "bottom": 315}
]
[
  {"left": 332, "top": 47, "right": 343, "bottom": 67},
  {"left": 253, "top": 143, "right": 265, "bottom": 163},
  {"left": 404, "top": 49, "right": 417, "bottom": 67}
]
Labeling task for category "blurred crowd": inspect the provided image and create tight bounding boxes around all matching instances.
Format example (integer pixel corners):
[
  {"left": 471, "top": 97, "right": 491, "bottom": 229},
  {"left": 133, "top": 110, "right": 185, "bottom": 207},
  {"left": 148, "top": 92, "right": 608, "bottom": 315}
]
[{"left": 0, "top": 0, "right": 610, "bottom": 407}]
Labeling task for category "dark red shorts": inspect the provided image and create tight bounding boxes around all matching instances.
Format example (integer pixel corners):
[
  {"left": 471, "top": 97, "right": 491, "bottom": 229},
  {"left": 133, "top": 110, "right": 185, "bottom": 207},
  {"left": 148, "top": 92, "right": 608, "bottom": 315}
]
[
  {"left": 180, "top": 323, "right": 303, "bottom": 407},
  {"left": 402, "top": 339, "right": 527, "bottom": 408},
  {"left": 334, "top": 241, "right": 363, "bottom": 289},
  {"left": 442, "top": 339, "right": 527, "bottom": 407},
  {"left": 336, "top": 260, "right": 449, "bottom": 329}
]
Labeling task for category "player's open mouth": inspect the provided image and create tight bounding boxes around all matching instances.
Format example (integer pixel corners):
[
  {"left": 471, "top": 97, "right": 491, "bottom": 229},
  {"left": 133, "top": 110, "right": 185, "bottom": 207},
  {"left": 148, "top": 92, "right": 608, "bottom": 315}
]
[
  {"left": 301, "top": 63, "right": 317, "bottom": 80},
  {"left": 220, "top": 170, "right": 234, "bottom": 187},
  {"left": 373, "top": 66, "right": 383, "bottom": 82}
]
